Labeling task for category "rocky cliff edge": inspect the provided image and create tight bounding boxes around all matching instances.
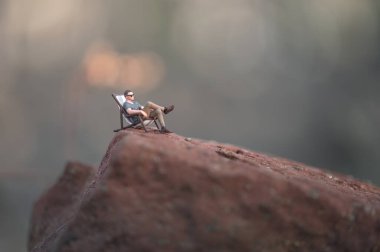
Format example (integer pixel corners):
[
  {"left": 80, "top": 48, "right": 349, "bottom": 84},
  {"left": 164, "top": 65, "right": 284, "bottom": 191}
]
[{"left": 28, "top": 129, "right": 380, "bottom": 252}]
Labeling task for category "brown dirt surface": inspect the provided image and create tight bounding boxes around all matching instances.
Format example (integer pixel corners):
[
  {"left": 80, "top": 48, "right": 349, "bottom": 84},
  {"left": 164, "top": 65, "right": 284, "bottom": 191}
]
[{"left": 29, "top": 128, "right": 380, "bottom": 252}]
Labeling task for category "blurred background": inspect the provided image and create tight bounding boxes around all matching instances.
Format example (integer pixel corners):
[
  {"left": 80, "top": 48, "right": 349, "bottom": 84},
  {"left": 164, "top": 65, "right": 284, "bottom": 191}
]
[{"left": 1, "top": 0, "right": 380, "bottom": 250}]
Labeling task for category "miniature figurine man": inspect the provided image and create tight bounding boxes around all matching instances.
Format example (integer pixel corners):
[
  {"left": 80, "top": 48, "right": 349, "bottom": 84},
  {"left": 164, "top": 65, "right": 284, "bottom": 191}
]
[{"left": 123, "top": 90, "right": 174, "bottom": 133}]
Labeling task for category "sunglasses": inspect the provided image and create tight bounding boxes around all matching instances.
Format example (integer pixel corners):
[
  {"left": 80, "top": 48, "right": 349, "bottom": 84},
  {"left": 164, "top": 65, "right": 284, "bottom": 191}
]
[{"left": 127, "top": 93, "right": 134, "bottom": 97}]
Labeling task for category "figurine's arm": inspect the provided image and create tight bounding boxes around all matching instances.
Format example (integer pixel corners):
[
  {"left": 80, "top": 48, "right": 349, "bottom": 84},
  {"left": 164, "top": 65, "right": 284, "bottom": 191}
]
[{"left": 127, "top": 108, "right": 148, "bottom": 118}]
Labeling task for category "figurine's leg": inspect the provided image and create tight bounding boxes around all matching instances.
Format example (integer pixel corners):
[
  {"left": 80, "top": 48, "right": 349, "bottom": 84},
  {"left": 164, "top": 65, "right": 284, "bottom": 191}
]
[
  {"left": 144, "top": 101, "right": 165, "bottom": 112},
  {"left": 149, "top": 108, "right": 165, "bottom": 127}
]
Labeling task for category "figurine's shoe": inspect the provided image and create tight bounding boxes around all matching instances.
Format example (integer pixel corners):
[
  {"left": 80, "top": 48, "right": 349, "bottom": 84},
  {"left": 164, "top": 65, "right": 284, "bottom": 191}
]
[
  {"left": 164, "top": 105, "right": 175, "bottom": 114},
  {"left": 160, "top": 126, "right": 172, "bottom": 134}
]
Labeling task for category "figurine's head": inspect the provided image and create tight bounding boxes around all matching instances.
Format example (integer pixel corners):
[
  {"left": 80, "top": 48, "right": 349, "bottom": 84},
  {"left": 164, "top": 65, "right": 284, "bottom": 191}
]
[{"left": 124, "top": 90, "right": 135, "bottom": 101}]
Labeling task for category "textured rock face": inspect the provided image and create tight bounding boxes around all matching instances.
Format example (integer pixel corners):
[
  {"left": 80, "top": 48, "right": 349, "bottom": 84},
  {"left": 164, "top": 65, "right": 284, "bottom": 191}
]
[
  {"left": 29, "top": 129, "right": 380, "bottom": 252},
  {"left": 28, "top": 162, "right": 96, "bottom": 251}
]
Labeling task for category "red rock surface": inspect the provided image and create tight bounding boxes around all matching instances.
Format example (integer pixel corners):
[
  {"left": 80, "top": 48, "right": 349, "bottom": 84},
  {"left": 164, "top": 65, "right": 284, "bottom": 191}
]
[{"left": 29, "top": 129, "right": 380, "bottom": 252}]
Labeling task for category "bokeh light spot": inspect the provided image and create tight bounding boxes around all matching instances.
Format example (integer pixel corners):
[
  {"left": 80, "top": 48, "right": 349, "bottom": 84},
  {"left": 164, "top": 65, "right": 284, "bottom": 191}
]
[{"left": 82, "top": 42, "right": 165, "bottom": 91}]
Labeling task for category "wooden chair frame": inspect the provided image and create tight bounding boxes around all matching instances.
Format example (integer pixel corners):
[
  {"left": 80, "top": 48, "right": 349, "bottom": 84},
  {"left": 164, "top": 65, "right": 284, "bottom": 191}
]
[{"left": 112, "top": 94, "right": 160, "bottom": 133}]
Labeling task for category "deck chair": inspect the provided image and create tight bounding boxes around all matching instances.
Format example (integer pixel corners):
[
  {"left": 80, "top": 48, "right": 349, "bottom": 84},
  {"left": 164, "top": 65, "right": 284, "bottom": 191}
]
[{"left": 112, "top": 94, "right": 160, "bottom": 132}]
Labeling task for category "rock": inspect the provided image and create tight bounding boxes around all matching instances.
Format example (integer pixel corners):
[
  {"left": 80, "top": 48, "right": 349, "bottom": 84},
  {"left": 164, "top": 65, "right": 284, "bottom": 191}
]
[
  {"left": 28, "top": 162, "right": 96, "bottom": 251},
  {"left": 29, "top": 129, "right": 380, "bottom": 252}
]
